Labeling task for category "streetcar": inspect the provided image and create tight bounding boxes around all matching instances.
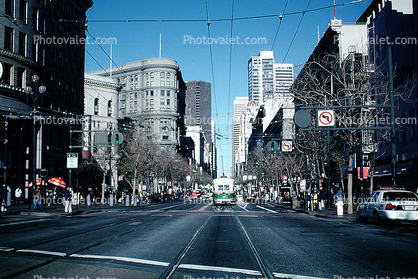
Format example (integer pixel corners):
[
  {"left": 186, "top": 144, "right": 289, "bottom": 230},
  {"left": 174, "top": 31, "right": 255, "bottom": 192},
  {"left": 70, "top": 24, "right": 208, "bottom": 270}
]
[{"left": 212, "top": 177, "right": 235, "bottom": 206}]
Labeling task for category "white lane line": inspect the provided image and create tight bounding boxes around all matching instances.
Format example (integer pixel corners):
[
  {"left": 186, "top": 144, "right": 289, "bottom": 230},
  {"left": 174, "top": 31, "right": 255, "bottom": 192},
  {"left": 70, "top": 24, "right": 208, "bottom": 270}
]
[
  {"left": 14, "top": 252, "right": 327, "bottom": 279},
  {"left": 70, "top": 254, "right": 169, "bottom": 267},
  {"left": 238, "top": 204, "right": 249, "bottom": 212},
  {"left": 178, "top": 263, "right": 262, "bottom": 276},
  {"left": 256, "top": 205, "right": 279, "bottom": 213},
  {"left": 0, "top": 218, "right": 47, "bottom": 227},
  {"left": 0, "top": 247, "right": 14, "bottom": 251},
  {"left": 273, "top": 272, "right": 327, "bottom": 279},
  {"left": 16, "top": 249, "right": 67, "bottom": 257}
]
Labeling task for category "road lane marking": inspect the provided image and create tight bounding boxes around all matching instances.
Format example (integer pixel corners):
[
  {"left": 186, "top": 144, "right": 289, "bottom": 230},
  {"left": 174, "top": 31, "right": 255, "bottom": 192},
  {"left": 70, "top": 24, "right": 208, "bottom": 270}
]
[
  {"left": 199, "top": 202, "right": 213, "bottom": 211},
  {"left": 238, "top": 204, "right": 249, "bottom": 211},
  {"left": 256, "top": 205, "right": 278, "bottom": 213},
  {"left": 178, "top": 263, "right": 262, "bottom": 276},
  {"left": 16, "top": 249, "right": 67, "bottom": 257},
  {"left": 10, "top": 251, "right": 327, "bottom": 279},
  {"left": 70, "top": 254, "right": 169, "bottom": 266},
  {"left": 0, "top": 247, "right": 14, "bottom": 251}
]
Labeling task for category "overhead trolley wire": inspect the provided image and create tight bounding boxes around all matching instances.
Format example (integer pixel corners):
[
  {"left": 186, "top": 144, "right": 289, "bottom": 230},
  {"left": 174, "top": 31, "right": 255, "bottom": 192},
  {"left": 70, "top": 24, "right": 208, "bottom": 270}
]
[{"left": 281, "top": 0, "right": 312, "bottom": 64}]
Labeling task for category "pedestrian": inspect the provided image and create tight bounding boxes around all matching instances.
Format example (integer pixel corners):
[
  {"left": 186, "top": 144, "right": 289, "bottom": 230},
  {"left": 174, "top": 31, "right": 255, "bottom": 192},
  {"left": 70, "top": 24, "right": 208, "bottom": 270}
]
[
  {"left": 64, "top": 186, "right": 72, "bottom": 213},
  {"left": 15, "top": 186, "right": 22, "bottom": 204},
  {"left": 33, "top": 187, "right": 42, "bottom": 210},
  {"left": 318, "top": 186, "right": 326, "bottom": 212}
]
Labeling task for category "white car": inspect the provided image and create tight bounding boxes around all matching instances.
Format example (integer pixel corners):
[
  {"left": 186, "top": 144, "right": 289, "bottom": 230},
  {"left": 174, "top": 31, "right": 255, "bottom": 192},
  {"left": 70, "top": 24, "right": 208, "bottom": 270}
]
[{"left": 356, "top": 190, "right": 418, "bottom": 225}]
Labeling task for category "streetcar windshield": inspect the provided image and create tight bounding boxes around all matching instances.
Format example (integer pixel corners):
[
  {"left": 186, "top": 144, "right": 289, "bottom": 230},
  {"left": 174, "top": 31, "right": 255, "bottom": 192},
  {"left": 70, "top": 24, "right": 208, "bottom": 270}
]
[{"left": 218, "top": 185, "right": 223, "bottom": 191}]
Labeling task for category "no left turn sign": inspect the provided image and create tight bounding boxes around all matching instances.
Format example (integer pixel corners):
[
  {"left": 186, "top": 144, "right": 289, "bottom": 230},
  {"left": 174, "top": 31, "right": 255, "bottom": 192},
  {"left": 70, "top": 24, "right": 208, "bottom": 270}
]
[
  {"left": 282, "top": 141, "right": 293, "bottom": 152},
  {"left": 317, "top": 110, "right": 335, "bottom": 127}
]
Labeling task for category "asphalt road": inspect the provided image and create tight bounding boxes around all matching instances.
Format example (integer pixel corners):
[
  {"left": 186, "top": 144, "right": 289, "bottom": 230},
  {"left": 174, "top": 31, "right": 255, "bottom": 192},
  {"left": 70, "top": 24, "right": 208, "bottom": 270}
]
[{"left": 0, "top": 200, "right": 417, "bottom": 279}]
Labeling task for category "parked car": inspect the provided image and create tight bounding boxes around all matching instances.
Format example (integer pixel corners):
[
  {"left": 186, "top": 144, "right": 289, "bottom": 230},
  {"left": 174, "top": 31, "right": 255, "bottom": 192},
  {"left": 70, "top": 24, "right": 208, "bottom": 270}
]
[{"left": 356, "top": 189, "right": 418, "bottom": 225}]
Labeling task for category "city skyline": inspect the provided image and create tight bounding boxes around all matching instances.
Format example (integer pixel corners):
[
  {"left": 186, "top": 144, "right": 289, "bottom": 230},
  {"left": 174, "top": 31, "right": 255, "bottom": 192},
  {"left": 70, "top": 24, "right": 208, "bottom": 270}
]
[{"left": 84, "top": 0, "right": 373, "bottom": 177}]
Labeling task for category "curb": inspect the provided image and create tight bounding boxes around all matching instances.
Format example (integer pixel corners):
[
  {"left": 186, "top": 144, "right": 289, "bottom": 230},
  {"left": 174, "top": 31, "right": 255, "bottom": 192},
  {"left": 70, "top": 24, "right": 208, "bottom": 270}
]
[{"left": 270, "top": 203, "right": 357, "bottom": 221}]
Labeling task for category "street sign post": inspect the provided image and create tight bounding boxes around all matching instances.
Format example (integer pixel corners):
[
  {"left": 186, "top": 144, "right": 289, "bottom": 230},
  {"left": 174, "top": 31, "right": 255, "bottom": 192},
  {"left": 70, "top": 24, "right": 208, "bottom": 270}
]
[{"left": 67, "top": 153, "right": 78, "bottom": 169}]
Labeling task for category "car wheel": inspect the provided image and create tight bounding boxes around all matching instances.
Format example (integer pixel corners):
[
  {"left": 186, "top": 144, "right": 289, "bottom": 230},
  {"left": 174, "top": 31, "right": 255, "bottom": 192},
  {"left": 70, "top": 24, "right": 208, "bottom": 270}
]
[
  {"left": 356, "top": 211, "right": 365, "bottom": 222},
  {"left": 374, "top": 211, "right": 383, "bottom": 225}
]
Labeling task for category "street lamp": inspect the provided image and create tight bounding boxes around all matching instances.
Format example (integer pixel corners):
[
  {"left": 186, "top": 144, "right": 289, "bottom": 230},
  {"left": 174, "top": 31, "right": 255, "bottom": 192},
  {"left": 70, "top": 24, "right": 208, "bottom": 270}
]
[{"left": 25, "top": 74, "right": 46, "bottom": 208}]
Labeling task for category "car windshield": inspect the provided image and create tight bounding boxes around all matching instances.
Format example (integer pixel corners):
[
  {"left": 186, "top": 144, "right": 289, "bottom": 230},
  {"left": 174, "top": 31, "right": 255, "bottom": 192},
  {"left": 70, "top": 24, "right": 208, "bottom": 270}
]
[{"left": 382, "top": 191, "right": 418, "bottom": 201}]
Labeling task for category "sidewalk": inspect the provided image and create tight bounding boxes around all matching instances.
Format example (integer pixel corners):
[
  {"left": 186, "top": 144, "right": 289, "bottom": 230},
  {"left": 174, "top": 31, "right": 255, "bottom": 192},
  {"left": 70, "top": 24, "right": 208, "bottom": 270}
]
[
  {"left": 0, "top": 202, "right": 152, "bottom": 224},
  {"left": 270, "top": 202, "right": 357, "bottom": 221}
]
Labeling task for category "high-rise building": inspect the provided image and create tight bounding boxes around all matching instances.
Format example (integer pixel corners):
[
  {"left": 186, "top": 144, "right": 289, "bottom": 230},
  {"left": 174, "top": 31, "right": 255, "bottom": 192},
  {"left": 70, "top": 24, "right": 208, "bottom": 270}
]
[
  {"left": 232, "top": 97, "right": 249, "bottom": 176},
  {"left": 248, "top": 51, "right": 274, "bottom": 104},
  {"left": 185, "top": 80, "right": 215, "bottom": 177},
  {"left": 248, "top": 51, "right": 294, "bottom": 104}
]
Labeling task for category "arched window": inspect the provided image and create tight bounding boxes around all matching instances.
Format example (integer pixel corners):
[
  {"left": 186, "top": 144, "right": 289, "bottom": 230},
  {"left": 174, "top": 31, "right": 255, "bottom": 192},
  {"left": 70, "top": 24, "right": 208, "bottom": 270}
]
[
  {"left": 108, "top": 100, "right": 113, "bottom": 117},
  {"left": 94, "top": 98, "right": 99, "bottom": 115}
]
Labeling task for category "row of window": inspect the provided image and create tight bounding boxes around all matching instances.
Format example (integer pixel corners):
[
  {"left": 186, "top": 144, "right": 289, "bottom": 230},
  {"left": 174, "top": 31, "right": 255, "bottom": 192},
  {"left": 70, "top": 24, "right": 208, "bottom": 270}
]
[{"left": 94, "top": 98, "right": 113, "bottom": 117}]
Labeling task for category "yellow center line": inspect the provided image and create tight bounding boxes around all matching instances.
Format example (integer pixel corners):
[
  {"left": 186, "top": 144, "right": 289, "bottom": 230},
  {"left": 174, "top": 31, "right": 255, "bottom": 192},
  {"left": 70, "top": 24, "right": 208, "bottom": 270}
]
[{"left": 199, "top": 202, "right": 213, "bottom": 211}]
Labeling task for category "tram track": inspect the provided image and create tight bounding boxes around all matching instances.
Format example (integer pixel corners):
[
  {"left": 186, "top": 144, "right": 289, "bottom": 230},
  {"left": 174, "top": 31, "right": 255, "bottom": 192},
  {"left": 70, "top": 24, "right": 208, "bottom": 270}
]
[
  {"left": 158, "top": 206, "right": 276, "bottom": 279},
  {"left": 1, "top": 203, "right": 278, "bottom": 279}
]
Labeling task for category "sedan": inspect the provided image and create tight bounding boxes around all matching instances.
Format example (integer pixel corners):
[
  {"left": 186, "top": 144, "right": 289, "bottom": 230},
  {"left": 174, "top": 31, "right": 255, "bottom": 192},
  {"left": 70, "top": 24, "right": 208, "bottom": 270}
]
[{"left": 356, "top": 189, "right": 418, "bottom": 224}]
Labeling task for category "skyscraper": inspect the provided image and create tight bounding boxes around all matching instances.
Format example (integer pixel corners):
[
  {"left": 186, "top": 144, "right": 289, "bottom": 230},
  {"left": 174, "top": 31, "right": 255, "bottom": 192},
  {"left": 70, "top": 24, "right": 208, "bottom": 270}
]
[
  {"left": 248, "top": 51, "right": 294, "bottom": 104},
  {"left": 185, "top": 80, "right": 215, "bottom": 177}
]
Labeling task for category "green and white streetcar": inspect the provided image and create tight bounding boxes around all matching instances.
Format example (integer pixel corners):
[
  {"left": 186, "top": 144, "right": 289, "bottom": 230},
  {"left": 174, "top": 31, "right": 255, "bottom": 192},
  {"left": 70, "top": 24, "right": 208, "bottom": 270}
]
[{"left": 212, "top": 177, "right": 235, "bottom": 206}]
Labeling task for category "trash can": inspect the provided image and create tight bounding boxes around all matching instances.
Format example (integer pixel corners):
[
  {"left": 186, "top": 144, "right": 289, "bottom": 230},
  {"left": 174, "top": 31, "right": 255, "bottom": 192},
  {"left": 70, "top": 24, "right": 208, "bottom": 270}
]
[{"left": 126, "top": 195, "right": 130, "bottom": 206}]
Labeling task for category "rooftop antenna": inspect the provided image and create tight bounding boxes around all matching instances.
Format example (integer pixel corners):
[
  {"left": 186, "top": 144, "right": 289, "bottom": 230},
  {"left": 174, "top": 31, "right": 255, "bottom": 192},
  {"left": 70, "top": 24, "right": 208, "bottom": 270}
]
[
  {"left": 159, "top": 33, "right": 162, "bottom": 58},
  {"left": 333, "top": 0, "right": 336, "bottom": 19}
]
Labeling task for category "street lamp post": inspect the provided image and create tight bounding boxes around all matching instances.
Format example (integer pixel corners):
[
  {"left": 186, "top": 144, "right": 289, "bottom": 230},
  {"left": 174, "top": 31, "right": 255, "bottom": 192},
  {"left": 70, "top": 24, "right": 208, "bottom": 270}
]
[{"left": 25, "top": 74, "right": 46, "bottom": 209}]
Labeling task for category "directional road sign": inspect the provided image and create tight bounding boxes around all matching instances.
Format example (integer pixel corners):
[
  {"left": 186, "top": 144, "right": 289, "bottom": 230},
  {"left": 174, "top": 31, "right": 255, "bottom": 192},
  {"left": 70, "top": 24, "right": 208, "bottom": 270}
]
[
  {"left": 317, "top": 110, "right": 335, "bottom": 127},
  {"left": 281, "top": 141, "right": 293, "bottom": 152}
]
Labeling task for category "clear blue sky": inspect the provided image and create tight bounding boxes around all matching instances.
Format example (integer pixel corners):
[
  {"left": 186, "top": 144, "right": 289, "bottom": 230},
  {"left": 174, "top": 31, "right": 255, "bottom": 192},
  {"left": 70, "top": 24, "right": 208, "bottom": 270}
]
[{"left": 84, "top": 0, "right": 372, "bottom": 178}]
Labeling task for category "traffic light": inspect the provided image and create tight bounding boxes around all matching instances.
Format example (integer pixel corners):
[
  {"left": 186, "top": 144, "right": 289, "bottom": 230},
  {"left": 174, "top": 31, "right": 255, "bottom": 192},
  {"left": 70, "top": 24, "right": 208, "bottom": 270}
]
[
  {"left": 267, "top": 140, "right": 278, "bottom": 153},
  {"left": 111, "top": 132, "right": 124, "bottom": 145}
]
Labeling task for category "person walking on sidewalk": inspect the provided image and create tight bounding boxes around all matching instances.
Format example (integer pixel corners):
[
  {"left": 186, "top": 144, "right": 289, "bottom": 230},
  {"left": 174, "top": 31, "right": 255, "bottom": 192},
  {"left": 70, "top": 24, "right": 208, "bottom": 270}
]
[
  {"left": 15, "top": 187, "right": 22, "bottom": 205},
  {"left": 318, "top": 186, "right": 326, "bottom": 212},
  {"left": 64, "top": 187, "right": 72, "bottom": 213}
]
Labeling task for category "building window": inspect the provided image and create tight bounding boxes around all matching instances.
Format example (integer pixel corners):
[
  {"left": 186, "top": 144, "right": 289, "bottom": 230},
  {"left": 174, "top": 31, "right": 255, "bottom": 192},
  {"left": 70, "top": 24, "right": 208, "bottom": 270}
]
[
  {"left": 18, "top": 32, "right": 26, "bottom": 56},
  {"left": 162, "top": 135, "right": 169, "bottom": 140},
  {"left": 19, "top": 0, "right": 27, "bottom": 23},
  {"left": 4, "top": 27, "right": 13, "bottom": 51},
  {"left": 161, "top": 81, "right": 165, "bottom": 86},
  {"left": 150, "top": 90, "right": 154, "bottom": 96},
  {"left": 161, "top": 99, "right": 165, "bottom": 105},
  {"left": 5, "top": 0, "right": 14, "bottom": 16},
  {"left": 166, "top": 72, "right": 170, "bottom": 78},
  {"left": 160, "top": 72, "right": 165, "bottom": 78},
  {"left": 167, "top": 99, "right": 170, "bottom": 106},
  {"left": 108, "top": 100, "right": 113, "bottom": 117},
  {"left": 150, "top": 72, "right": 154, "bottom": 78},
  {"left": 94, "top": 98, "right": 99, "bottom": 115},
  {"left": 2, "top": 63, "right": 12, "bottom": 85},
  {"left": 32, "top": 8, "right": 39, "bottom": 30},
  {"left": 166, "top": 81, "right": 170, "bottom": 87},
  {"left": 166, "top": 90, "right": 170, "bottom": 96},
  {"left": 150, "top": 81, "right": 154, "bottom": 87},
  {"left": 161, "top": 90, "right": 164, "bottom": 96},
  {"left": 17, "top": 67, "right": 25, "bottom": 88}
]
